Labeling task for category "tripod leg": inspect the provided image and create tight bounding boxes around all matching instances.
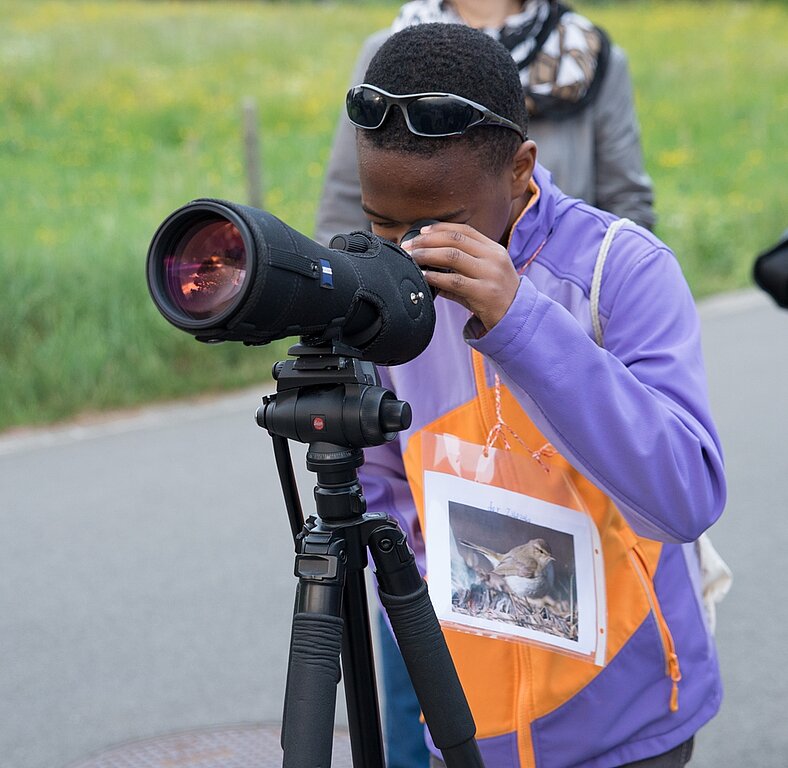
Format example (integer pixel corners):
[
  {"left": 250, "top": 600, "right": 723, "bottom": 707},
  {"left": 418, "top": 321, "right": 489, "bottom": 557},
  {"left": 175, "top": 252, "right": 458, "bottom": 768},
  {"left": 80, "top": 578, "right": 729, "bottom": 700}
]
[
  {"left": 369, "top": 523, "right": 486, "bottom": 768},
  {"left": 280, "top": 535, "right": 346, "bottom": 768},
  {"left": 282, "top": 613, "right": 344, "bottom": 767},
  {"left": 341, "top": 568, "right": 386, "bottom": 768}
]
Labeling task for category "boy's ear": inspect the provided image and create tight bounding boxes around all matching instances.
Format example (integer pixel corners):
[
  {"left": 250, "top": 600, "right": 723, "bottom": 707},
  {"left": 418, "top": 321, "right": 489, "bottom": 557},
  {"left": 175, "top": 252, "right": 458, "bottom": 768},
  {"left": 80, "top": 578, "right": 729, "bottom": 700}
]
[{"left": 510, "top": 140, "right": 537, "bottom": 199}]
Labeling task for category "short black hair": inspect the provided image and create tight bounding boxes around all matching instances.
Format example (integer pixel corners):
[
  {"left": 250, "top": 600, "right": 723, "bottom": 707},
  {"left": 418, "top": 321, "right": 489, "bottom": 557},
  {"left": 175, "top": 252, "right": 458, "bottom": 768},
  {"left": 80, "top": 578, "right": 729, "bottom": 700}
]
[{"left": 360, "top": 23, "right": 529, "bottom": 172}]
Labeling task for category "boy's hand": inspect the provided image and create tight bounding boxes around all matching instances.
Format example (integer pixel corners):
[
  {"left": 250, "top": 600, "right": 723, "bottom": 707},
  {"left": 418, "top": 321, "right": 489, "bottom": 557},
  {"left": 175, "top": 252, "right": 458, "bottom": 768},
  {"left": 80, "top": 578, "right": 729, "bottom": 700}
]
[{"left": 400, "top": 222, "right": 520, "bottom": 331}]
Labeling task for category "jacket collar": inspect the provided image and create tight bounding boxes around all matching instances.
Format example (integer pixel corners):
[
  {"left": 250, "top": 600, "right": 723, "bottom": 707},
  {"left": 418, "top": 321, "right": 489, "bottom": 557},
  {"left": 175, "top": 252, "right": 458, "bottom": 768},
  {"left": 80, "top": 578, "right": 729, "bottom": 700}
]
[{"left": 508, "top": 162, "right": 562, "bottom": 270}]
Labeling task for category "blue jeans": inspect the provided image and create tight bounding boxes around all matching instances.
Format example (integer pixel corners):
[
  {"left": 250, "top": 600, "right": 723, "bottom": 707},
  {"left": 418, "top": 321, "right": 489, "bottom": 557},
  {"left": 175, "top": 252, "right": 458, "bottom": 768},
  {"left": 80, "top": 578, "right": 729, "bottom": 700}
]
[
  {"left": 378, "top": 610, "right": 430, "bottom": 768},
  {"left": 429, "top": 736, "right": 693, "bottom": 767}
]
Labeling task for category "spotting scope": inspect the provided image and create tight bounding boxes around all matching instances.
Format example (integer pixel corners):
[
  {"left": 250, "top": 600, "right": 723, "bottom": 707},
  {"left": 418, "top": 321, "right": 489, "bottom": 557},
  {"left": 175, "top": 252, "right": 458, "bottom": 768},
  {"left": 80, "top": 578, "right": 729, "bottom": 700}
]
[{"left": 146, "top": 199, "right": 436, "bottom": 365}]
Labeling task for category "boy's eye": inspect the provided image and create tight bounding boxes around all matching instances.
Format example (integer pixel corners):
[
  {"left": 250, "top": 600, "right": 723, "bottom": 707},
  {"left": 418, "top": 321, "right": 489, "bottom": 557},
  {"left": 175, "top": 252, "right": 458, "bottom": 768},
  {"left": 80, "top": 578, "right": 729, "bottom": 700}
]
[{"left": 370, "top": 221, "right": 402, "bottom": 241}]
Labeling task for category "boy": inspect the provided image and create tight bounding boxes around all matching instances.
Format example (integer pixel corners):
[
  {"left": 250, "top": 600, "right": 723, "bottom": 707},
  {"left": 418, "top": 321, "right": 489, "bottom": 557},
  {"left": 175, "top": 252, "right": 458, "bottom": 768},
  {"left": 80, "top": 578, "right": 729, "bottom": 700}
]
[{"left": 349, "top": 23, "right": 726, "bottom": 768}]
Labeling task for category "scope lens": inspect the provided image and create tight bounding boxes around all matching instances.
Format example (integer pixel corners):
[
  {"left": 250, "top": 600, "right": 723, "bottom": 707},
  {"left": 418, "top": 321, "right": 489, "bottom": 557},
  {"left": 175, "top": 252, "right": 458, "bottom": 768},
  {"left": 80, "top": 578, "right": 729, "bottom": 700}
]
[{"left": 164, "top": 218, "right": 248, "bottom": 320}]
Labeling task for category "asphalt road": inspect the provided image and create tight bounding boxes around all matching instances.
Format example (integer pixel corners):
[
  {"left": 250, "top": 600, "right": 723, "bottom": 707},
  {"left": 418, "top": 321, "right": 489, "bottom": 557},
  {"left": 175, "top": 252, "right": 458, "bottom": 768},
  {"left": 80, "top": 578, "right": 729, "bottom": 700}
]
[{"left": 1, "top": 289, "right": 786, "bottom": 768}]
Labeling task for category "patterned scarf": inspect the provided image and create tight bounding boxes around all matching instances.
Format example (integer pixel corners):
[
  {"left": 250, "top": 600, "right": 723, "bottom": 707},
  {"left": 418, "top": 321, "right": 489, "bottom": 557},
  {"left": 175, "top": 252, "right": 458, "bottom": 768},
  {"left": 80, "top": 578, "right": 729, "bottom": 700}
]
[{"left": 390, "top": 0, "right": 610, "bottom": 119}]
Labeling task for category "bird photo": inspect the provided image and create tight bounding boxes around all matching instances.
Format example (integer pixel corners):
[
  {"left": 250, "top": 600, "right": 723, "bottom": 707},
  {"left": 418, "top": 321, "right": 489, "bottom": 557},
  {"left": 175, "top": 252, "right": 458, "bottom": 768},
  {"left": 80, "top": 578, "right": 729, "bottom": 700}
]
[{"left": 448, "top": 502, "right": 579, "bottom": 643}]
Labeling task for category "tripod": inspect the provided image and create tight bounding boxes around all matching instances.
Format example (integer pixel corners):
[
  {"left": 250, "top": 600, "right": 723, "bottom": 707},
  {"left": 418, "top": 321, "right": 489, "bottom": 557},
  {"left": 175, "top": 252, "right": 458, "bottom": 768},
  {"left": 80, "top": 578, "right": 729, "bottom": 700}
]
[{"left": 257, "top": 341, "right": 485, "bottom": 768}]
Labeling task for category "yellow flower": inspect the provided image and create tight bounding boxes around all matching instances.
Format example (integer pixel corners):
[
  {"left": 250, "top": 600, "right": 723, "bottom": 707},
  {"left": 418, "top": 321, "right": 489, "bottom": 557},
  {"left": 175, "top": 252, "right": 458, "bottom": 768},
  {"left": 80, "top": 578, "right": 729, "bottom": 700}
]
[
  {"left": 745, "top": 149, "right": 764, "bottom": 166},
  {"left": 658, "top": 147, "right": 694, "bottom": 168},
  {"left": 35, "top": 226, "right": 59, "bottom": 246}
]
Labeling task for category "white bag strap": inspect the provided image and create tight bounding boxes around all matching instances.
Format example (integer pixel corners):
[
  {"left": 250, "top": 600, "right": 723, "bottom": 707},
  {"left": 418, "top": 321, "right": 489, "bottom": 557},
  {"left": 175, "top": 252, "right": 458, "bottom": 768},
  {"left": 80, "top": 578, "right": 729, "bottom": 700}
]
[
  {"left": 590, "top": 218, "right": 732, "bottom": 632},
  {"left": 590, "top": 217, "right": 632, "bottom": 347},
  {"left": 696, "top": 533, "right": 733, "bottom": 634}
]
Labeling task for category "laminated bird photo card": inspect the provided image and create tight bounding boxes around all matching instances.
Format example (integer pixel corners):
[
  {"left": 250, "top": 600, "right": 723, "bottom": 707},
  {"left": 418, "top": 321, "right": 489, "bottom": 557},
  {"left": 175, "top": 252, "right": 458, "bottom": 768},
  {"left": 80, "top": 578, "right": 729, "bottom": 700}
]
[{"left": 424, "top": 470, "right": 607, "bottom": 663}]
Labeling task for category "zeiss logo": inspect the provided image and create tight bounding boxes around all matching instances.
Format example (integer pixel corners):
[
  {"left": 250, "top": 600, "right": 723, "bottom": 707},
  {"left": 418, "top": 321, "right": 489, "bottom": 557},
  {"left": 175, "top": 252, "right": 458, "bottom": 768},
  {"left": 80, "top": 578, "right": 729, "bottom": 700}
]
[{"left": 319, "top": 259, "right": 334, "bottom": 289}]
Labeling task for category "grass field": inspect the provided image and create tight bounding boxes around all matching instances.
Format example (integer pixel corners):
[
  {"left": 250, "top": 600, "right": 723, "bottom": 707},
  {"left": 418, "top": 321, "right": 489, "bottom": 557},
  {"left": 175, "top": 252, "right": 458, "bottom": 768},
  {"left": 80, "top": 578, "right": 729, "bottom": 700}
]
[{"left": 1, "top": 1, "right": 786, "bottom": 432}]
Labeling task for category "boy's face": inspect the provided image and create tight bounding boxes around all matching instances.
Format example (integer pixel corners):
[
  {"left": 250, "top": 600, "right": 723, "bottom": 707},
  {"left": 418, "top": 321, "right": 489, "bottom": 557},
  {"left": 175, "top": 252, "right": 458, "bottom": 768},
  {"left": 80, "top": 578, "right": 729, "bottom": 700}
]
[{"left": 357, "top": 140, "right": 524, "bottom": 247}]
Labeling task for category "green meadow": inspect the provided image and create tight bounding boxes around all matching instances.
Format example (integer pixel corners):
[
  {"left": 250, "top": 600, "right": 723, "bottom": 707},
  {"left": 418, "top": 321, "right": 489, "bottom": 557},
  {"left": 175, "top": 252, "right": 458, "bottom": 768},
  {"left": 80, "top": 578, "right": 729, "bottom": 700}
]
[{"left": 1, "top": 1, "right": 786, "bottom": 432}]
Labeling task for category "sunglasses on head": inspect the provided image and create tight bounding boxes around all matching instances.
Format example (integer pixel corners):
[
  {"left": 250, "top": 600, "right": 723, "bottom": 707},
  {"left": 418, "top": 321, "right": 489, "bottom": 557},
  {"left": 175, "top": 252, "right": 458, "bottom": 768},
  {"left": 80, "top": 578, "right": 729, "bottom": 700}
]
[{"left": 346, "top": 83, "right": 526, "bottom": 140}]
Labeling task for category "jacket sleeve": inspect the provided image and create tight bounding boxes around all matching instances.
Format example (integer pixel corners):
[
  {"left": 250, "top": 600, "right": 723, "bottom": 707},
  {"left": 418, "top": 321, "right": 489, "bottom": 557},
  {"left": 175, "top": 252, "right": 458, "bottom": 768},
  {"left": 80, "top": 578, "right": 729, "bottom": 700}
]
[
  {"left": 313, "top": 30, "right": 389, "bottom": 246},
  {"left": 592, "top": 46, "right": 656, "bottom": 230},
  {"left": 466, "top": 236, "right": 726, "bottom": 544}
]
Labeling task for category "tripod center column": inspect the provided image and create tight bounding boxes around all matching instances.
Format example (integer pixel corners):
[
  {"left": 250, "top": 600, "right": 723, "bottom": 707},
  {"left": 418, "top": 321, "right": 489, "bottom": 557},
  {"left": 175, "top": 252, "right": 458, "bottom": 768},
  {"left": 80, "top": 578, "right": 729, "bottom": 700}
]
[{"left": 307, "top": 442, "right": 367, "bottom": 523}]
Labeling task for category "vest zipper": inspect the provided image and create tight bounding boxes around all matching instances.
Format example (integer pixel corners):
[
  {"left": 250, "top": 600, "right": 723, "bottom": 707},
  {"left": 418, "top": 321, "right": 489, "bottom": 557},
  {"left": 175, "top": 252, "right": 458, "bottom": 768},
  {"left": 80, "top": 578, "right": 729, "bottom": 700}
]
[{"left": 628, "top": 543, "right": 682, "bottom": 712}]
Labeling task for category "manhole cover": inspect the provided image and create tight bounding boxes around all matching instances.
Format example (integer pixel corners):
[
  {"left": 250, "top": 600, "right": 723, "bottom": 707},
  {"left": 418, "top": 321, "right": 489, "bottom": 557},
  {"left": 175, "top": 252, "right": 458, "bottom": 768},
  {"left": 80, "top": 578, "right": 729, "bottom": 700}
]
[{"left": 65, "top": 723, "right": 353, "bottom": 767}]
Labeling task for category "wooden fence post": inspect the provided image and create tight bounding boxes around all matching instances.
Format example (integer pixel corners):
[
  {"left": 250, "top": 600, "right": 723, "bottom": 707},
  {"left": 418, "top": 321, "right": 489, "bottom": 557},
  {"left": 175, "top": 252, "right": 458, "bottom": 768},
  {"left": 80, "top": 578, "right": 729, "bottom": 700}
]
[{"left": 242, "top": 97, "right": 263, "bottom": 209}]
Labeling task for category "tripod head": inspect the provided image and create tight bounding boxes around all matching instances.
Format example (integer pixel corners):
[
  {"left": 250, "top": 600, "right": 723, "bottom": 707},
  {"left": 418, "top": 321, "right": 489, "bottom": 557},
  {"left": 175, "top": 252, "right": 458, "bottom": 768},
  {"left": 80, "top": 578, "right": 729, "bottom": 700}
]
[{"left": 256, "top": 339, "right": 412, "bottom": 449}]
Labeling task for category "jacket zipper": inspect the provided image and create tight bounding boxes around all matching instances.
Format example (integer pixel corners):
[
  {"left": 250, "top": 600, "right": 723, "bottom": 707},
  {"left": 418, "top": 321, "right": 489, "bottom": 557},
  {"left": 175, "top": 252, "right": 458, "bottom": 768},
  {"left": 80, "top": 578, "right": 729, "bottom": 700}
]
[{"left": 628, "top": 543, "right": 682, "bottom": 712}]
